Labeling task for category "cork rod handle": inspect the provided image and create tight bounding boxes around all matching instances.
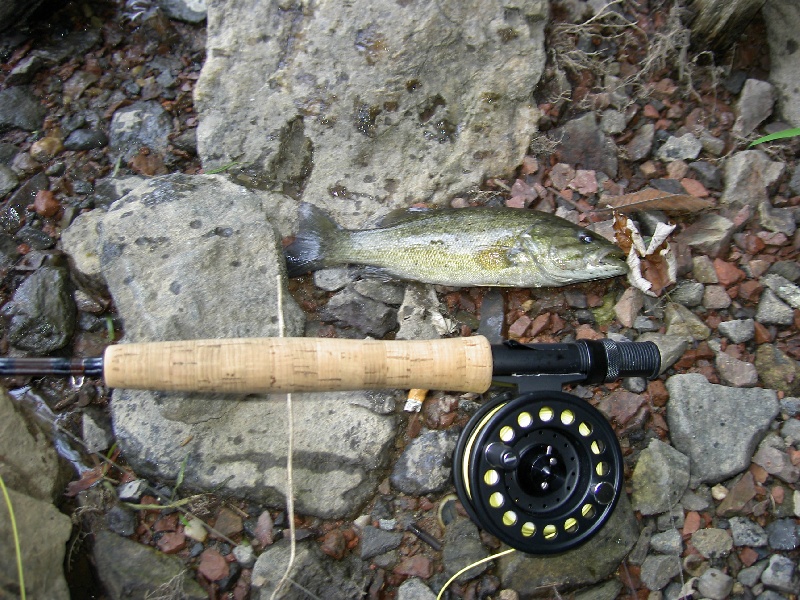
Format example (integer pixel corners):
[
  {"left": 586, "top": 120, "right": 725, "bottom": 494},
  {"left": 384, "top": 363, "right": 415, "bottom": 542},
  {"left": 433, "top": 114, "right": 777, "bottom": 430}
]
[{"left": 102, "top": 336, "right": 494, "bottom": 394}]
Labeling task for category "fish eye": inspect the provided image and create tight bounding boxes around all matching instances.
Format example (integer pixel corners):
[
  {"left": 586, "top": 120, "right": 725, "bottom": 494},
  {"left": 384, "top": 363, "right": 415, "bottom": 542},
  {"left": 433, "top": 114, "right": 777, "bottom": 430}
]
[{"left": 578, "top": 231, "right": 593, "bottom": 244}]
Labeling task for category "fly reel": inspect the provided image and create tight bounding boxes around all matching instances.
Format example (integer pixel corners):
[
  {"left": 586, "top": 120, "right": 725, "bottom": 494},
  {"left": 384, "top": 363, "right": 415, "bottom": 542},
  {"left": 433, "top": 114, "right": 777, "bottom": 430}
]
[{"left": 454, "top": 338, "right": 661, "bottom": 554}]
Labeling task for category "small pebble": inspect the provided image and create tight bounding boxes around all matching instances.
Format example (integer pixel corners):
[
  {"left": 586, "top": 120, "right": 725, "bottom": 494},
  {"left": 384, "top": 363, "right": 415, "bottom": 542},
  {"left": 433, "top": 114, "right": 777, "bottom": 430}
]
[
  {"left": 184, "top": 518, "right": 208, "bottom": 542},
  {"left": 233, "top": 544, "right": 256, "bottom": 568}
]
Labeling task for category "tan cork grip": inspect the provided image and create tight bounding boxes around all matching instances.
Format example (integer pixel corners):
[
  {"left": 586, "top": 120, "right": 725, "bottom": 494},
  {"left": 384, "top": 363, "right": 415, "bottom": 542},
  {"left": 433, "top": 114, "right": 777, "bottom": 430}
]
[{"left": 103, "top": 336, "right": 494, "bottom": 394}]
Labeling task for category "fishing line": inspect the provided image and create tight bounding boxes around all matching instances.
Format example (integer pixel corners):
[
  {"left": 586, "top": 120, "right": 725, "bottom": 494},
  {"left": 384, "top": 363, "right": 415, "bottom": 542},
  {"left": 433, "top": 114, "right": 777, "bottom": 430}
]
[
  {"left": 0, "top": 472, "right": 26, "bottom": 600},
  {"left": 271, "top": 275, "right": 297, "bottom": 600},
  {"left": 435, "top": 547, "right": 516, "bottom": 600}
]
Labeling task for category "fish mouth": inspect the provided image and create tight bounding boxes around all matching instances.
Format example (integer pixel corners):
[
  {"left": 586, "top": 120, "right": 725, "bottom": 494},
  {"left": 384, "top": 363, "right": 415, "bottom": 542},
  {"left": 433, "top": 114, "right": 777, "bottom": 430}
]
[{"left": 590, "top": 248, "right": 628, "bottom": 274}]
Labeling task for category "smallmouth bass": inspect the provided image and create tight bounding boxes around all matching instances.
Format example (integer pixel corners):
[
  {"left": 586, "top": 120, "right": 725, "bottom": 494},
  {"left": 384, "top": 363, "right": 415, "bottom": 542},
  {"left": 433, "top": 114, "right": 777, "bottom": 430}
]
[{"left": 285, "top": 203, "right": 627, "bottom": 288}]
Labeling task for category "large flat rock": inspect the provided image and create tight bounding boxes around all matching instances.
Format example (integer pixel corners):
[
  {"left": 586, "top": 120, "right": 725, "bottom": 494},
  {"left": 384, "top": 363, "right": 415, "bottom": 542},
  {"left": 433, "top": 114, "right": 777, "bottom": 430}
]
[
  {"left": 195, "top": 0, "right": 547, "bottom": 227},
  {"left": 62, "top": 174, "right": 398, "bottom": 518}
]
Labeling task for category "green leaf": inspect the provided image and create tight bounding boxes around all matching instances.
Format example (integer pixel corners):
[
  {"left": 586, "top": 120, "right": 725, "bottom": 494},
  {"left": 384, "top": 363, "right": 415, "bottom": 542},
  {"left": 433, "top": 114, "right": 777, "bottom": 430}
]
[
  {"left": 748, "top": 127, "right": 800, "bottom": 147},
  {"left": 205, "top": 161, "right": 240, "bottom": 174}
]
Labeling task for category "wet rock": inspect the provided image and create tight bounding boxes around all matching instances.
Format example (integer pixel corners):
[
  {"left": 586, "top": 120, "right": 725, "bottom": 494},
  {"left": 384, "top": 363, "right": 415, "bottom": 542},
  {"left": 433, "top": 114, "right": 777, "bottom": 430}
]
[
  {"left": 252, "top": 540, "right": 366, "bottom": 599},
  {"left": 0, "top": 87, "right": 45, "bottom": 132},
  {"left": 733, "top": 79, "right": 775, "bottom": 137},
  {"left": 93, "top": 530, "right": 205, "bottom": 599},
  {"left": 360, "top": 525, "right": 403, "bottom": 560},
  {"left": 554, "top": 112, "right": 618, "bottom": 176},
  {"left": 729, "top": 517, "right": 768, "bottom": 547},
  {"left": 755, "top": 345, "right": 800, "bottom": 395},
  {"left": 94, "top": 175, "right": 394, "bottom": 518},
  {"left": 664, "top": 302, "right": 710, "bottom": 341},
  {"left": 109, "top": 100, "right": 173, "bottom": 163},
  {"left": 321, "top": 286, "right": 397, "bottom": 337},
  {"left": 313, "top": 268, "right": 354, "bottom": 291},
  {"left": 3, "top": 266, "right": 76, "bottom": 354},
  {"left": 692, "top": 528, "right": 732, "bottom": 559},
  {"left": 768, "top": 518, "right": 800, "bottom": 552},
  {"left": 196, "top": 0, "right": 547, "bottom": 228},
  {"left": 760, "top": 554, "right": 798, "bottom": 594},
  {"left": 63, "top": 128, "right": 109, "bottom": 151},
  {"left": 640, "top": 554, "right": 681, "bottom": 591},
  {"left": 397, "top": 578, "right": 437, "bottom": 600},
  {"left": 352, "top": 278, "right": 405, "bottom": 306},
  {"left": 82, "top": 409, "right": 113, "bottom": 453},
  {"left": 442, "top": 519, "right": 490, "bottom": 583},
  {"left": 160, "top": 0, "right": 207, "bottom": 23},
  {"left": 106, "top": 505, "right": 137, "bottom": 537},
  {"left": 721, "top": 150, "right": 784, "bottom": 208},
  {"left": 1, "top": 171, "right": 48, "bottom": 233},
  {"left": 0, "top": 388, "right": 65, "bottom": 502},
  {"left": 631, "top": 439, "right": 690, "bottom": 515},
  {"left": 675, "top": 213, "right": 735, "bottom": 258},
  {"left": 0, "top": 164, "right": 18, "bottom": 195},
  {"left": 0, "top": 486, "right": 72, "bottom": 599},
  {"left": 718, "top": 318, "right": 754, "bottom": 343},
  {"left": 666, "top": 373, "right": 778, "bottom": 485},
  {"left": 656, "top": 133, "right": 702, "bottom": 162},
  {"left": 390, "top": 428, "right": 458, "bottom": 494},
  {"left": 697, "top": 568, "right": 734, "bottom": 600},
  {"left": 88, "top": 175, "right": 148, "bottom": 210},
  {"left": 15, "top": 224, "right": 56, "bottom": 250},
  {"left": 764, "top": 0, "right": 800, "bottom": 127},
  {"left": 497, "top": 494, "right": 639, "bottom": 593}
]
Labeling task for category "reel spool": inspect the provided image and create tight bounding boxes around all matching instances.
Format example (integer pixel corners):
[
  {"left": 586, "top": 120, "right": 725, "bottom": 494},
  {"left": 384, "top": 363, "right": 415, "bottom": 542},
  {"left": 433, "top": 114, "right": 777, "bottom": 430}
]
[{"left": 453, "top": 390, "right": 623, "bottom": 554}]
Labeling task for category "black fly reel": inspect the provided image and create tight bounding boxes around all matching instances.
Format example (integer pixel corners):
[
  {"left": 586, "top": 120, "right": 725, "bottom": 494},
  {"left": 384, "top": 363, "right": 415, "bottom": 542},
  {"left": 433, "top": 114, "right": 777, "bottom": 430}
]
[{"left": 453, "top": 339, "right": 661, "bottom": 554}]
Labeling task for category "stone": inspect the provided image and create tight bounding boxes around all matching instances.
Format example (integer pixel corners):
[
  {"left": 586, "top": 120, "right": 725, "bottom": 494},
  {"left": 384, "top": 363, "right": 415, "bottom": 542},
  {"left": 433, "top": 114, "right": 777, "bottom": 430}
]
[
  {"left": 664, "top": 302, "right": 710, "bottom": 341},
  {"left": 0, "top": 87, "right": 45, "bottom": 132},
  {"left": 106, "top": 505, "right": 137, "bottom": 537},
  {"left": 352, "top": 278, "right": 405, "bottom": 306},
  {"left": 196, "top": 0, "right": 547, "bottom": 229},
  {"left": 396, "top": 283, "right": 446, "bottom": 340},
  {"left": 109, "top": 100, "right": 173, "bottom": 163},
  {"left": 762, "top": 273, "right": 800, "bottom": 309},
  {"left": 626, "top": 123, "right": 655, "bottom": 161},
  {"left": 639, "top": 554, "right": 681, "bottom": 591},
  {"left": 442, "top": 519, "right": 490, "bottom": 583},
  {"left": 597, "top": 389, "right": 645, "bottom": 425},
  {"left": 631, "top": 439, "right": 690, "bottom": 515},
  {"left": 721, "top": 150, "right": 784, "bottom": 208},
  {"left": 759, "top": 200, "right": 796, "bottom": 236},
  {"left": 760, "top": 554, "right": 798, "bottom": 594},
  {"left": 739, "top": 561, "right": 769, "bottom": 587},
  {"left": 90, "top": 175, "right": 395, "bottom": 519},
  {"left": 600, "top": 109, "right": 626, "bottom": 134},
  {"left": 63, "top": 128, "right": 109, "bottom": 151},
  {"left": 233, "top": 544, "right": 256, "bottom": 569},
  {"left": 320, "top": 286, "right": 397, "bottom": 337},
  {"left": 665, "top": 373, "right": 779, "bottom": 485},
  {"left": 2, "top": 266, "right": 76, "bottom": 354},
  {"left": 765, "top": 518, "right": 800, "bottom": 551},
  {"left": 718, "top": 318, "right": 755, "bottom": 343},
  {"left": 755, "top": 345, "right": 800, "bottom": 395},
  {"left": 729, "top": 517, "right": 768, "bottom": 547},
  {"left": 656, "top": 133, "right": 702, "bottom": 162},
  {"left": 497, "top": 494, "right": 639, "bottom": 594},
  {"left": 553, "top": 113, "right": 618, "bottom": 176},
  {"left": 782, "top": 418, "right": 800, "bottom": 445},
  {"left": 312, "top": 268, "right": 354, "bottom": 292},
  {"left": 716, "top": 472, "right": 757, "bottom": 517},
  {"left": 689, "top": 160, "right": 723, "bottom": 190},
  {"left": 763, "top": 0, "right": 800, "bottom": 127},
  {"left": 650, "top": 529, "right": 682, "bottom": 555},
  {"left": 0, "top": 486, "right": 72, "bottom": 600},
  {"left": 691, "top": 528, "right": 732, "bottom": 559},
  {"left": 252, "top": 540, "right": 366, "bottom": 599},
  {"left": 359, "top": 526, "right": 403, "bottom": 560},
  {"left": 670, "top": 281, "right": 705, "bottom": 307},
  {"left": 733, "top": 79, "right": 775, "bottom": 137},
  {"left": 675, "top": 213, "right": 736, "bottom": 258},
  {"left": 390, "top": 428, "right": 458, "bottom": 494},
  {"left": 715, "top": 352, "right": 758, "bottom": 387},
  {"left": 160, "top": 0, "right": 207, "bottom": 23},
  {"left": 397, "top": 578, "right": 437, "bottom": 600},
  {"left": 93, "top": 530, "right": 205, "bottom": 599},
  {"left": 753, "top": 444, "right": 799, "bottom": 484},
  {"left": 635, "top": 333, "right": 687, "bottom": 374},
  {"left": 696, "top": 568, "right": 734, "bottom": 600},
  {"left": 572, "top": 580, "right": 623, "bottom": 600},
  {"left": 692, "top": 255, "right": 719, "bottom": 283},
  {"left": 0, "top": 164, "right": 18, "bottom": 195},
  {"left": 703, "top": 285, "right": 731, "bottom": 310},
  {"left": 614, "top": 286, "right": 644, "bottom": 328}
]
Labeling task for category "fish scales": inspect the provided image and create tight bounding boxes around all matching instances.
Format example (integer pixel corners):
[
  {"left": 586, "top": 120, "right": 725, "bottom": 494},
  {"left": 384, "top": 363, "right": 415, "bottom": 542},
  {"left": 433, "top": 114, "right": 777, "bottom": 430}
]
[{"left": 285, "top": 204, "right": 627, "bottom": 288}]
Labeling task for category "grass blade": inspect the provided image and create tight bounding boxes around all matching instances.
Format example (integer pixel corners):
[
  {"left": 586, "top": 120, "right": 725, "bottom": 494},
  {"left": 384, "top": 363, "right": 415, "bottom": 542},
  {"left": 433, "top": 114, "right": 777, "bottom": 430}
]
[{"left": 748, "top": 127, "right": 800, "bottom": 147}]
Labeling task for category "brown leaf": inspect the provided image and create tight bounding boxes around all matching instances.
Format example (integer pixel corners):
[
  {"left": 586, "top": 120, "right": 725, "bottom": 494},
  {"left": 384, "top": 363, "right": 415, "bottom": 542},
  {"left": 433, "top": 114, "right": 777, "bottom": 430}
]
[
  {"left": 65, "top": 467, "right": 104, "bottom": 497},
  {"left": 641, "top": 250, "right": 672, "bottom": 296},
  {"left": 613, "top": 212, "right": 633, "bottom": 254},
  {"left": 597, "top": 188, "right": 715, "bottom": 214}
]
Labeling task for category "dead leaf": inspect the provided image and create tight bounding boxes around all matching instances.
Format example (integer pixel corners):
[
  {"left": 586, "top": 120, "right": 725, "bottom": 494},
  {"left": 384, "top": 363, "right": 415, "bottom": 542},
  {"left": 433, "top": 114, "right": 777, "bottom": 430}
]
[
  {"left": 615, "top": 214, "right": 677, "bottom": 297},
  {"left": 597, "top": 188, "right": 715, "bottom": 214},
  {"left": 65, "top": 467, "right": 105, "bottom": 496}
]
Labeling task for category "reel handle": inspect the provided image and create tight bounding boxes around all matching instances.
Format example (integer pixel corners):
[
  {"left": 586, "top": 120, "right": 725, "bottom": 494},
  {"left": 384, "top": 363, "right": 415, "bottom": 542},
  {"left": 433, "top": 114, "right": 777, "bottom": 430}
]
[{"left": 103, "top": 336, "right": 494, "bottom": 394}]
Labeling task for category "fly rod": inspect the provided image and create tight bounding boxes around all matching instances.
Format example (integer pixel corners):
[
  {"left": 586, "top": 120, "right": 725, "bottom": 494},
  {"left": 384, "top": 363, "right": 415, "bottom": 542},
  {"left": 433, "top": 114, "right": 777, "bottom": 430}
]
[{"left": 0, "top": 336, "right": 660, "bottom": 395}]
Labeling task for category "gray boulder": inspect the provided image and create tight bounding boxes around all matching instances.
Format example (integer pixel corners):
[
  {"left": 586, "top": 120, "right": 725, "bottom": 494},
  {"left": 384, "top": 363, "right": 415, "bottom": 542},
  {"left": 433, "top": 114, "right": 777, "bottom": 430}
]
[
  {"left": 764, "top": 0, "right": 800, "bottom": 127},
  {"left": 666, "top": 373, "right": 779, "bottom": 485},
  {"left": 631, "top": 439, "right": 690, "bottom": 515},
  {"left": 195, "top": 0, "right": 548, "bottom": 228}
]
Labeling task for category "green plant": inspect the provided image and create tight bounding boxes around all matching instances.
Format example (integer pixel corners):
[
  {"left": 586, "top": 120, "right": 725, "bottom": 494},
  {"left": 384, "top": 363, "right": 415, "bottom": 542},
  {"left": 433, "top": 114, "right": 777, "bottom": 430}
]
[{"left": 749, "top": 127, "right": 800, "bottom": 146}]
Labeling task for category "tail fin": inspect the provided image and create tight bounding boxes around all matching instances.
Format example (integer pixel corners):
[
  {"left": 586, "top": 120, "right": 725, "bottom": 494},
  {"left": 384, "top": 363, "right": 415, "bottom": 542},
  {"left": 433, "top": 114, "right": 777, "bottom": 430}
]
[{"left": 284, "top": 203, "right": 343, "bottom": 277}]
